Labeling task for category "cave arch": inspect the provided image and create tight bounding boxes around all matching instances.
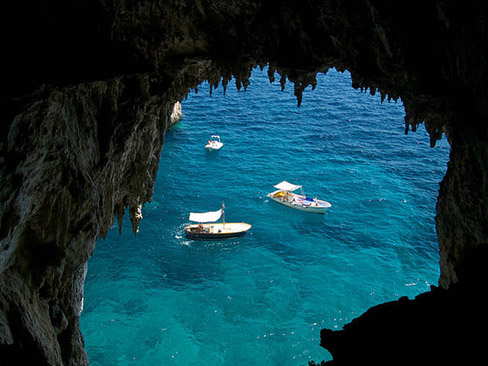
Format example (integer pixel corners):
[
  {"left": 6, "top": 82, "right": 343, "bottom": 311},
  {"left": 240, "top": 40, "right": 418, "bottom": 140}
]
[{"left": 1, "top": 1, "right": 487, "bottom": 365}]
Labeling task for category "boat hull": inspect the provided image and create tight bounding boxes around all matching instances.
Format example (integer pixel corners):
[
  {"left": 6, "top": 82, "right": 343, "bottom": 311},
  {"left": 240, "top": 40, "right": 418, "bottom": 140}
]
[
  {"left": 184, "top": 222, "right": 251, "bottom": 240},
  {"left": 205, "top": 142, "right": 223, "bottom": 150},
  {"left": 267, "top": 191, "right": 331, "bottom": 214}
]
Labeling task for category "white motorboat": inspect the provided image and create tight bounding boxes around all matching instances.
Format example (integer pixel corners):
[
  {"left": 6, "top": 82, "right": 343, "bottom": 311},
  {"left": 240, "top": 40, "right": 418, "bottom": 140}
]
[
  {"left": 267, "top": 181, "right": 332, "bottom": 214},
  {"left": 184, "top": 204, "right": 251, "bottom": 239},
  {"left": 205, "top": 135, "right": 223, "bottom": 150}
]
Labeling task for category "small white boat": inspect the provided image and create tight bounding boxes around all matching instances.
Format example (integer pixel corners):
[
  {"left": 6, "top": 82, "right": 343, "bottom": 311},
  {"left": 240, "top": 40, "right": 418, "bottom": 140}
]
[
  {"left": 184, "top": 204, "right": 251, "bottom": 239},
  {"left": 205, "top": 135, "right": 223, "bottom": 150},
  {"left": 267, "top": 181, "right": 332, "bottom": 214}
]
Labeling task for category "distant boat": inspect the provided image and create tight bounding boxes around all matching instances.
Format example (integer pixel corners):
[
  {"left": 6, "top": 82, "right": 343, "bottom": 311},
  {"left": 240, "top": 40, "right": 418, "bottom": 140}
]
[
  {"left": 205, "top": 135, "right": 223, "bottom": 150},
  {"left": 184, "top": 204, "right": 252, "bottom": 239},
  {"left": 267, "top": 181, "right": 332, "bottom": 214}
]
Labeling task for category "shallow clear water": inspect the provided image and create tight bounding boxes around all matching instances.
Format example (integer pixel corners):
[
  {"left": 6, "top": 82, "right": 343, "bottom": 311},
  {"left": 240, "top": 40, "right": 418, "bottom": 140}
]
[{"left": 81, "top": 68, "right": 449, "bottom": 365}]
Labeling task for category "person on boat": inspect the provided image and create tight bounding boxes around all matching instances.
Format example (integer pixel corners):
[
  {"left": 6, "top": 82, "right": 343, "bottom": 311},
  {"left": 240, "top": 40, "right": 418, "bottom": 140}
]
[{"left": 198, "top": 224, "right": 204, "bottom": 232}]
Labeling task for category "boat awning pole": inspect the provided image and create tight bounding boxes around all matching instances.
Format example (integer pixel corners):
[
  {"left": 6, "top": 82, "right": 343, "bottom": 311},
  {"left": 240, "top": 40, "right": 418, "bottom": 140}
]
[{"left": 222, "top": 202, "right": 225, "bottom": 227}]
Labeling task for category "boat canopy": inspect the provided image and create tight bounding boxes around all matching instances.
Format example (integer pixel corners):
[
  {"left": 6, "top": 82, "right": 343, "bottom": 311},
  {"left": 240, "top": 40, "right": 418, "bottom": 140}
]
[
  {"left": 273, "top": 181, "right": 302, "bottom": 192},
  {"left": 211, "top": 135, "right": 220, "bottom": 139},
  {"left": 189, "top": 208, "right": 223, "bottom": 223}
]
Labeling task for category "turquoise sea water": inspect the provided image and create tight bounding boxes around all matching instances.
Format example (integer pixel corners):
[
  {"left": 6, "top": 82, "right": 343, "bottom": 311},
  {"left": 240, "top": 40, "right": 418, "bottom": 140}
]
[{"left": 80, "top": 68, "right": 449, "bottom": 365}]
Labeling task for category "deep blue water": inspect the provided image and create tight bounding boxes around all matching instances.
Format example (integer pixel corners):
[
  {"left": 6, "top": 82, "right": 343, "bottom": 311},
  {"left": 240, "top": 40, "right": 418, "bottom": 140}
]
[{"left": 80, "top": 68, "right": 449, "bottom": 365}]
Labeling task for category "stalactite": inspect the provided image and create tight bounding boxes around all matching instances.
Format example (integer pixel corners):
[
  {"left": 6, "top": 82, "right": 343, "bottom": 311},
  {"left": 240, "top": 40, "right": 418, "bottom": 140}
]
[
  {"left": 294, "top": 82, "right": 304, "bottom": 107},
  {"left": 209, "top": 79, "right": 219, "bottom": 96},
  {"left": 425, "top": 122, "right": 443, "bottom": 147},
  {"left": 235, "top": 77, "right": 242, "bottom": 91},
  {"left": 242, "top": 77, "right": 250, "bottom": 91},
  {"left": 279, "top": 73, "right": 287, "bottom": 91},
  {"left": 310, "top": 75, "right": 317, "bottom": 90},
  {"left": 404, "top": 119, "right": 410, "bottom": 134},
  {"left": 129, "top": 204, "right": 143, "bottom": 234},
  {"left": 267, "top": 67, "right": 276, "bottom": 83},
  {"left": 115, "top": 202, "right": 124, "bottom": 234},
  {"left": 222, "top": 78, "right": 229, "bottom": 94}
]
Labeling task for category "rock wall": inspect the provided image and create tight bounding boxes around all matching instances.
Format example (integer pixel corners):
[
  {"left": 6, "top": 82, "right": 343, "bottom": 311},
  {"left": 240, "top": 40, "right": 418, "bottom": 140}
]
[
  {"left": 1, "top": 1, "right": 488, "bottom": 365},
  {"left": 437, "top": 123, "right": 488, "bottom": 287},
  {"left": 169, "top": 102, "right": 183, "bottom": 127},
  {"left": 0, "top": 74, "right": 170, "bottom": 365}
]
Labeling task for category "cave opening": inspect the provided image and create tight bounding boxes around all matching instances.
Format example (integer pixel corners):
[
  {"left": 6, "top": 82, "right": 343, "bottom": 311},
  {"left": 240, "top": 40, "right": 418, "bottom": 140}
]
[{"left": 79, "top": 67, "right": 449, "bottom": 365}]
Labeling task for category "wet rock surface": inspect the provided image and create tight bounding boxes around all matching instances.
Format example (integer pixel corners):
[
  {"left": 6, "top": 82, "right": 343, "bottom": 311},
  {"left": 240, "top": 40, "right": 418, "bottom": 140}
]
[{"left": 1, "top": 1, "right": 487, "bottom": 364}]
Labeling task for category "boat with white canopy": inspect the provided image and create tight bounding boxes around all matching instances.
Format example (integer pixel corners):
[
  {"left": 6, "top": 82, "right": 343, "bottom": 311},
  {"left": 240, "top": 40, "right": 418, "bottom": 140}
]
[
  {"left": 267, "top": 181, "right": 332, "bottom": 213},
  {"left": 184, "top": 204, "right": 252, "bottom": 239},
  {"left": 205, "top": 135, "right": 223, "bottom": 150}
]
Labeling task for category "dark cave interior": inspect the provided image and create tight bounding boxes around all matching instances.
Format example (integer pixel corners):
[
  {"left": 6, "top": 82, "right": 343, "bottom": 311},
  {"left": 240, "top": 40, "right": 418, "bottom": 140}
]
[{"left": 1, "top": 1, "right": 488, "bottom": 365}]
